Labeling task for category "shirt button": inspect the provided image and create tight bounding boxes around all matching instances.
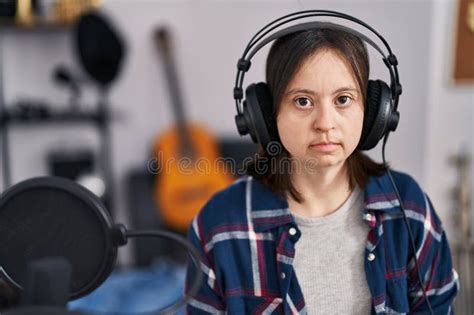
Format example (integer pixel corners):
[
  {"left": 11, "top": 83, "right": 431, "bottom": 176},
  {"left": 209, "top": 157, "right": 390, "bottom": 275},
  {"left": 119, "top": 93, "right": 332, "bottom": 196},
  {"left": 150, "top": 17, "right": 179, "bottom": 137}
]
[
  {"left": 281, "top": 272, "right": 286, "bottom": 279},
  {"left": 368, "top": 253, "right": 376, "bottom": 261},
  {"left": 289, "top": 227, "right": 297, "bottom": 236}
]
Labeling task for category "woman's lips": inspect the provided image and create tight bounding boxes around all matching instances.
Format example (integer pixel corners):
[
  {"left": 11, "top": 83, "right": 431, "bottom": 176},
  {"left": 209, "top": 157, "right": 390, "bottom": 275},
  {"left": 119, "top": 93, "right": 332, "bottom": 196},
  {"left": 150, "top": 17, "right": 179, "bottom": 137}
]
[{"left": 309, "top": 142, "right": 341, "bottom": 152}]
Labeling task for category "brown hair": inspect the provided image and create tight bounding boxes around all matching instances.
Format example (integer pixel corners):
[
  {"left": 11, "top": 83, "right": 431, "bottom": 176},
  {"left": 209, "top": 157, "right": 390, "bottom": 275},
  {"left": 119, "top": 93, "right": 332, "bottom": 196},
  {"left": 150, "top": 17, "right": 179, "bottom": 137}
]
[{"left": 246, "top": 27, "right": 386, "bottom": 203}]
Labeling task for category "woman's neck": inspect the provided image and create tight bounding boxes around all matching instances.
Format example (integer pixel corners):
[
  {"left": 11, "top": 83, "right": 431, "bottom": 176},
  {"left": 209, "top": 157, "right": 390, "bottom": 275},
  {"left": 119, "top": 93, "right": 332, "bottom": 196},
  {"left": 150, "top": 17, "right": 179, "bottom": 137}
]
[{"left": 288, "top": 163, "right": 352, "bottom": 218}]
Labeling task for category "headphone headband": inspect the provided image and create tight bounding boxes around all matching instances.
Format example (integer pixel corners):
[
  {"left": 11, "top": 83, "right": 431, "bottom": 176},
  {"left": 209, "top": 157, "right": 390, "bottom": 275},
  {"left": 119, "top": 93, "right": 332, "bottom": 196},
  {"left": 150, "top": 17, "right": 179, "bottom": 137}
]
[
  {"left": 247, "top": 22, "right": 385, "bottom": 60},
  {"left": 233, "top": 10, "right": 402, "bottom": 115}
]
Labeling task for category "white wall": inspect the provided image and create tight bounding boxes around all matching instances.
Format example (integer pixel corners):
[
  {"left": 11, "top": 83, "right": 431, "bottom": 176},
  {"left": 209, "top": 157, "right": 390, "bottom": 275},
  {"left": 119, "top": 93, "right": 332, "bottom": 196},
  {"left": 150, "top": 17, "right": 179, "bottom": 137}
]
[
  {"left": 424, "top": 0, "right": 474, "bottom": 241},
  {"left": 0, "top": 0, "right": 471, "bottom": 264}
]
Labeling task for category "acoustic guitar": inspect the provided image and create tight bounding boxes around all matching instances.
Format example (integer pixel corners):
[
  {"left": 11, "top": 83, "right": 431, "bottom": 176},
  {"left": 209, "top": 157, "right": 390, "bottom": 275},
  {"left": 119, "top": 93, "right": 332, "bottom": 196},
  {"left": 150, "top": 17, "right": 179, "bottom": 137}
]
[{"left": 152, "top": 27, "right": 233, "bottom": 232}]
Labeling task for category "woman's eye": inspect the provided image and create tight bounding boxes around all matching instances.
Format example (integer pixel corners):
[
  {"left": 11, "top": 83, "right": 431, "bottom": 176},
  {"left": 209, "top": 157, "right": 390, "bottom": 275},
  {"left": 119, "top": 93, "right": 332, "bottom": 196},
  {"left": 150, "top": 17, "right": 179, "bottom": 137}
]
[
  {"left": 336, "top": 95, "right": 352, "bottom": 106},
  {"left": 294, "top": 97, "right": 313, "bottom": 108}
]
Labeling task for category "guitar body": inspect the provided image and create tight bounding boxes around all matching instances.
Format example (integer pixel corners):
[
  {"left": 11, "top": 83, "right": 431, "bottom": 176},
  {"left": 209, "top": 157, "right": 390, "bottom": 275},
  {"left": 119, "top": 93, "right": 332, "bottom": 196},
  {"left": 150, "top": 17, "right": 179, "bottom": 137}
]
[{"left": 153, "top": 123, "right": 233, "bottom": 232}]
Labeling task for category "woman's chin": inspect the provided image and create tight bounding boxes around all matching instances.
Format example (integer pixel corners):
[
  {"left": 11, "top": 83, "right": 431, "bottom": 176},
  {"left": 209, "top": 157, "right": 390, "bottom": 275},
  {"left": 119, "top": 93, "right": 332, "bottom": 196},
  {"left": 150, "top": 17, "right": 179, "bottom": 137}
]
[{"left": 294, "top": 156, "right": 344, "bottom": 173}]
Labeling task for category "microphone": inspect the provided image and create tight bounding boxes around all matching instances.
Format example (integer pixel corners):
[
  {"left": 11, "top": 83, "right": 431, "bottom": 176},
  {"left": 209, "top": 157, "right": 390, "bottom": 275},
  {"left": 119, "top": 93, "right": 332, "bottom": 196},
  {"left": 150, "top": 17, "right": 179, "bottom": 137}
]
[
  {"left": 53, "top": 65, "right": 81, "bottom": 96},
  {"left": 53, "top": 65, "right": 82, "bottom": 112},
  {"left": 21, "top": 257, "right": 71, "bottom": 307},
  {"left": 0, "top": 177, "right": 203, "bottom": 314},
  {"left": 3, "top": 257, "right": 85, "bottom": 315}
]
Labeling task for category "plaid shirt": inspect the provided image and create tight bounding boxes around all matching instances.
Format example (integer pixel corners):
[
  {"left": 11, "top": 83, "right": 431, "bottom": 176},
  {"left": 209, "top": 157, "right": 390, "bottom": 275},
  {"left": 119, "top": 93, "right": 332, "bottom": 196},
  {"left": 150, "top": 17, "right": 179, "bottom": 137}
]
[{"left": 185, "top": 171, "right": 459, "bottom": 314}]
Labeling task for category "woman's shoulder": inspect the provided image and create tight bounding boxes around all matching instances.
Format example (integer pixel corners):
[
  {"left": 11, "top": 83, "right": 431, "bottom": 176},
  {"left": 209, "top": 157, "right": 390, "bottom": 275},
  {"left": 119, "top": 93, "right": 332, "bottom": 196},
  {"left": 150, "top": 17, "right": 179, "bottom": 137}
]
[
  {"left": 204, "top": 176, "right": 249, "bottom": 209},
  {"left": 367, "top": 169, "right": 426, "bottom": 205},
  {"left": 192, "top": 176, "right": 252, "bottom": 233},
  {"left": 367, "top": 169, "right": 444, "bottom": 231},
  {"left": 192, "top": 175, "right": 286, "bottom": 236}
]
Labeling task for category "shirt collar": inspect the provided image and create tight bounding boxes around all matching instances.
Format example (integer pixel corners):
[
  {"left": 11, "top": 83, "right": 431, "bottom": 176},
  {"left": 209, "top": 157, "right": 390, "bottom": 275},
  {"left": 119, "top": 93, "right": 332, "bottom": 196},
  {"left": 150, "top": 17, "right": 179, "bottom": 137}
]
[
  {"left": 249, "top": 172, "right": 401, "bottom": 233},
  {"left": 248, "top": 178, "right": 293, "bottom": 233}
]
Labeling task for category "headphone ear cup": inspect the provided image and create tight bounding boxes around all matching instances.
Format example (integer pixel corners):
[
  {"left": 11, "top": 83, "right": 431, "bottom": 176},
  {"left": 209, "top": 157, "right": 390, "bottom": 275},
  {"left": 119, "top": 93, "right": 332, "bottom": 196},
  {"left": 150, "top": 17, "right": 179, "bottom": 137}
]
[
  {"left": 244, "top": 83, "right": 279, "bottom": 150},
  {"left": 358, "top": 79, "right": 393, "bottom": 150}
]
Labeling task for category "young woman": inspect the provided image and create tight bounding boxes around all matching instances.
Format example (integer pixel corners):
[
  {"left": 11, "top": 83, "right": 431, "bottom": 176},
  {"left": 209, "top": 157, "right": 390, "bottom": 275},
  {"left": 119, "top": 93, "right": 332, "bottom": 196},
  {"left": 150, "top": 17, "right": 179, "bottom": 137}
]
[{"left": 185, "top": 18, "right": 459, "bottom": 314}]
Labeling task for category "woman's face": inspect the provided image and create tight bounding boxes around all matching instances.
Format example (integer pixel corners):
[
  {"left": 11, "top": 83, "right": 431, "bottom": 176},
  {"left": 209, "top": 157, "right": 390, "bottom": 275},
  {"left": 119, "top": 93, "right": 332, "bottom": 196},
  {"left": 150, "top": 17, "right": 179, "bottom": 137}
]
[{"left": 276, "top": 48, "right": 364, "bottom": 170}]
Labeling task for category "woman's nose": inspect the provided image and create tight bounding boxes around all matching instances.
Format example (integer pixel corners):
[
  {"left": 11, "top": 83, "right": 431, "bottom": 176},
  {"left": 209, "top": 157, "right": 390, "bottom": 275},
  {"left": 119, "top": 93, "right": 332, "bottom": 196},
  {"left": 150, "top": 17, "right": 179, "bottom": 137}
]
[{"left": 312, "top": 103, "right": 336, "bottom": 132}]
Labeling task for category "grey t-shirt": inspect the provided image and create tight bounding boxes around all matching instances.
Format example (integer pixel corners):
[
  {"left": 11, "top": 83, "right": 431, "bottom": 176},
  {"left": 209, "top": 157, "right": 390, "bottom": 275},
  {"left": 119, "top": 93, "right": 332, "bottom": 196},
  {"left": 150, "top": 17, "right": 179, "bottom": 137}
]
[{"left": 291, "top": 186, "right": 372, "bottom": 314}]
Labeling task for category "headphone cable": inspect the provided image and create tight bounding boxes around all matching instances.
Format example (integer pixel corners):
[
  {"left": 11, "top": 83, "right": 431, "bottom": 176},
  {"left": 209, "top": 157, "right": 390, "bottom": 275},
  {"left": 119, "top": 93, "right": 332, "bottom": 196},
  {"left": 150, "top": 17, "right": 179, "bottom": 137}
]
[{"left": 381, "top": 133, "right": 434, "bottom": 315}]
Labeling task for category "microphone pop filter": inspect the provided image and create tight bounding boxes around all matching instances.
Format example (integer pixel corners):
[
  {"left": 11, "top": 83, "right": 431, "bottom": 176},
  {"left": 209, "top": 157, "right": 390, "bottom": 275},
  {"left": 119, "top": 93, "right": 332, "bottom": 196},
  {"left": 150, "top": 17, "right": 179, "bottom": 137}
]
[
  {"left": 0, "top": 177, "right": 117, "bottom": 300},
  {"left": 75, "top": 11, "right": 126, "bottom": 87}
]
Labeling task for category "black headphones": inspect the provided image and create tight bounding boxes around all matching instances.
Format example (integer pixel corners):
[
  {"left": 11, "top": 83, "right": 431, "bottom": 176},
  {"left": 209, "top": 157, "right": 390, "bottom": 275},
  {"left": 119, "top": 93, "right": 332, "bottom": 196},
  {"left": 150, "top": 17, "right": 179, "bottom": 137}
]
[{"left": 233, "top": 10, "right": 402, "bottom": 152}]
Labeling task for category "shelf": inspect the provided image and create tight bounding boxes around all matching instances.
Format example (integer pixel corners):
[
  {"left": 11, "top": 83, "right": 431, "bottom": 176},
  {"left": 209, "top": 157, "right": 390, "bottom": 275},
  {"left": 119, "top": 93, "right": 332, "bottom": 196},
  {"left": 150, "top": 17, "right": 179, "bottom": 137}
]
[
  {"left": 0, "top": 108, "right": 111, "bottom": 125},
  {"left": 0, "top": 18, "right": 71, "bottom": 32}
]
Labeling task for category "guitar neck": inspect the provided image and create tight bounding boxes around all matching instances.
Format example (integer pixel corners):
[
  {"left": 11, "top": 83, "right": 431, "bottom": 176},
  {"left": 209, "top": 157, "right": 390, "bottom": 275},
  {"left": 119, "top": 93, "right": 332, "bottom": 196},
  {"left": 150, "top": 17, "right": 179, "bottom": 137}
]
[
  {"left": 162, "top": 61, "right": 192, "bottom": 143},
  {"left": 155, "top": 27, "right": 194, "bottom": 158}
]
